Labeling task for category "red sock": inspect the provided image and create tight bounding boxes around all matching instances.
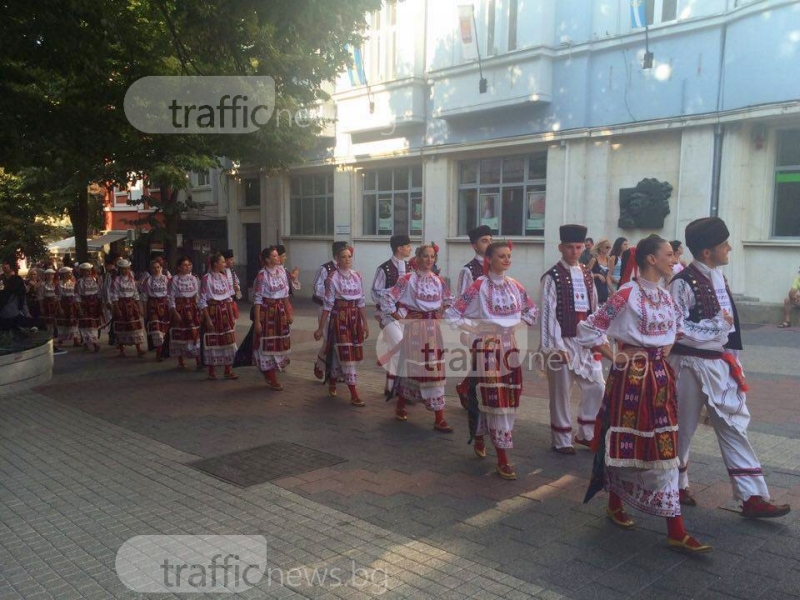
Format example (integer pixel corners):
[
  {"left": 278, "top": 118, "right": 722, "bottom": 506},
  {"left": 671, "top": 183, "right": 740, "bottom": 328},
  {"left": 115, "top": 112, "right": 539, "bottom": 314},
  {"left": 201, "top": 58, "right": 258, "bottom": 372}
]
[
  {"left": 347, "top": 384, "right": 358, "bottom": 399},
  {"left": 208, "top": 366, "right": 216, "bottom": 376},
  {"left": 396, "top": 397, "right": 406, "bottom": 410},
  {"left": 496, "top": 448, "right": 509, "bottom": 466},
  {"left": 224, "top": 366, "right": 232, "bottom": 376},
  {"left": 434, "top": 409, "right": 444, "bottom": 424},
  {"left": 609, "top": 492, "right": 623, "bottom": 512},
  {"left": 666, "top": 515, "right": 687, "bottom": 540},
  {"left": 265, "top": 370, "right": 278, "bottom": 385}
]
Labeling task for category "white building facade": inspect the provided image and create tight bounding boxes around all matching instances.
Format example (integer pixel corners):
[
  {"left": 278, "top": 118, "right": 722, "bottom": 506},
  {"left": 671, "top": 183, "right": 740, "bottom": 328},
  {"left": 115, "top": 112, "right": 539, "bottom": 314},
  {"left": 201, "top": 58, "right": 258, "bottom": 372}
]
[{"left": 220, "top": 0, "right": 800, "bottom": 305}]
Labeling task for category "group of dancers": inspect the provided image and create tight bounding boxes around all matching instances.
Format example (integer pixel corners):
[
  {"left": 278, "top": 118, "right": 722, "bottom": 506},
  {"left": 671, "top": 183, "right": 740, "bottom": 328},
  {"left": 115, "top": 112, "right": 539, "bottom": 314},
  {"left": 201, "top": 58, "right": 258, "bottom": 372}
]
[{"left": 44, "top": 216, "right": 790, "bottom": 554}]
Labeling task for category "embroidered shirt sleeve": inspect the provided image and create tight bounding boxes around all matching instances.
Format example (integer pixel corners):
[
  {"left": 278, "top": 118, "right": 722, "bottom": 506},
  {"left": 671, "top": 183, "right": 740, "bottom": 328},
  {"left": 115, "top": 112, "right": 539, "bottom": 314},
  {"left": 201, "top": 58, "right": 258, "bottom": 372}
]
[
  {"left": 445, "top": 279, "right": 481, "bottom": 327},
  {"left": 456, "top": 266, "right": 472, "bottom": 297},
  {"left": 313, "top": 266, "right": 327, "bottom": 300},
  {"left": 576, "top": 286, "right": 631, "bottom": 348},
  {"left": 379, "top": 274, "right": 410, "bottom": 315},
  {"left": 668, "top": 278, "right": 730, "bottom": 348},
  {"left": 371, "top": 267, "right": 386, "bottom": 304},
  {"left": 515, "top": 280, "right": 538, "bottom": 326},
  {"left": 356, "top": 272, "right": 366, "bottom": 308},
  {"left": 167, "top": 278, "right": 176, "bottom": 310},
  {"left": 253, "top": 271, "right": 265, "bottom": 305},
  {"left": 540, "top": 275, "right": 565, "bottom": 352},
  {"left": 440, "top": 276, "right": 455, "bottom": 310},
  {"left": 322, "top": 272, "right": 336, "bottom": 311},
  {"left": 197, "top": 275, "right": 209, "bottom": 309}
]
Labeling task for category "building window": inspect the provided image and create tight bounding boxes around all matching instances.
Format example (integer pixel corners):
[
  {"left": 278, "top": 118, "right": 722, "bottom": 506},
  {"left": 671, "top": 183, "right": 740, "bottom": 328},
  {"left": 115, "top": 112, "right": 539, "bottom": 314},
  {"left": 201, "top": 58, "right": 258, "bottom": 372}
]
[
  {"left": 290, "top": 174, "right": 334, "bottom": 236},
  {"left": 645, "top": 0, "right": 678, "bottom": 25},
  {"left": 486, "top": 0, "right": 496, "bottom": 55},
  {"left": 193, "top": 170, "right": 210, "bottom": 187},
  {"left": 458, "top": 153, "right": 547, "bottom": 237},
  {"left": 362, "top": 166, "right": 423, "bottom": 236},
  {"left": 508, "top": 0, "right": 518, "bottom": 51},
  {"left": 365, "top": 2, "right": 397, "bottom": 84},
  {"left": 773, "top": 130, "right": 800, "bottom": 237},
  {"left": 243, "top": 177, "right": 261, "bottom": 207}
]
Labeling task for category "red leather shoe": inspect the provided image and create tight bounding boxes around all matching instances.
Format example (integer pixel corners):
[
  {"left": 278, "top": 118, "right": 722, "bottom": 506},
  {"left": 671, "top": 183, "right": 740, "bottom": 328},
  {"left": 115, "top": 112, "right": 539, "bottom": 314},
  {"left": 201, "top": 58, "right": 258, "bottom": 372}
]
[
  {"left": 668, "top": 534, "right": 712, "bottom": 553},
  {"left": 740, "top": 495, "right": 791, "bottom": 519},
  {"left": 495, "top": 463, "right": 517, "bottom": 480},
  {"left": 605, "top": 506, "right": 635, "bottom": 529},
  {"left": 552, "top": 445, "right": 576, "bottom": 455},
  {"left": 679, "top": 488, "right": 698, "bottom": 507},
  {"left": 434, "top": 420, "right": 453, "bottom": 433},
  {"left": 573, "top": 436, "right": 592, "bottom": 449}
]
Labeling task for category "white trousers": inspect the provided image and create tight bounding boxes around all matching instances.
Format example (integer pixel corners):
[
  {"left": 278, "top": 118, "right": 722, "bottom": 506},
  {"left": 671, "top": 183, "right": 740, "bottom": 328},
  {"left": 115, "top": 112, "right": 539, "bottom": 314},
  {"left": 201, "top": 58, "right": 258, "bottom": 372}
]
[
  {"left": 546, "top": 365, "right": 605, "bottom": 449},
  {"left": 675, "top": 366, "right": 770, "bottom": 502}
]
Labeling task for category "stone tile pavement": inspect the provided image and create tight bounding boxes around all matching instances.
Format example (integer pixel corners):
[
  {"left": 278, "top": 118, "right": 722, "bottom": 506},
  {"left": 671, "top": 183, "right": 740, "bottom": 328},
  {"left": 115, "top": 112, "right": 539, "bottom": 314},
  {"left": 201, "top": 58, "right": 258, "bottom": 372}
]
[{"left": 2, "top": 299, "right": 800, "bottom": 599}]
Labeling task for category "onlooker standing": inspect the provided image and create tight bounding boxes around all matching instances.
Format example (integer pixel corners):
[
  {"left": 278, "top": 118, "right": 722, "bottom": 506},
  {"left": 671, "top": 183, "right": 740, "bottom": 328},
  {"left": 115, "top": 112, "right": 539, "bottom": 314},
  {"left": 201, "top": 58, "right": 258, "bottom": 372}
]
[
  {"left": 586, "top": 238, "right": 613, "bottom": 303},
  {"left": 670, "top": 240, "right": 688, "bottom": 274},
  {"left": 579, "top": 237, "right": 594, "bottom": 265},
  {"left": 779, "top": 267, "right": 800, "bottom": 328},
  {"left": 609, "top": 237, "right": 628, "bottom": 289}
]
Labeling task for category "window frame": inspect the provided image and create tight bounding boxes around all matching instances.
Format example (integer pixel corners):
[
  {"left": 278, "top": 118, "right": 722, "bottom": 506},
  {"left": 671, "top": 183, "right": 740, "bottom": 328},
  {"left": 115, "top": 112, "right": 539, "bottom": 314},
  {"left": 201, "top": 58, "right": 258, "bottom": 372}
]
[
  {"left": 645, "top": 0, "right": 678, "bottom": 26},
  {"left": 289, "top": 173, "right": 335, "bottom": 237},
  {"left": 772, "top": 129, "right": 800, "bottom": 238},
  {"left": 243, "top": 177, "right": 261, "bottom": 208},
  {"left": 362, "top": 165, "right": 423, "bottom": 237},
  {"left": 457, "top": 153, "right": 547, "bottom": 238}
]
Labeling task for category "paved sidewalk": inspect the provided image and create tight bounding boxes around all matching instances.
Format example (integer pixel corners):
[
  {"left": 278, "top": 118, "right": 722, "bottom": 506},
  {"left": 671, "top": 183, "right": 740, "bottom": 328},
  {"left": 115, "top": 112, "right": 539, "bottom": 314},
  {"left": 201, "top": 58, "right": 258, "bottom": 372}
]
[{"left": 2, "top": 299, "right": 799, "bottom": 599}]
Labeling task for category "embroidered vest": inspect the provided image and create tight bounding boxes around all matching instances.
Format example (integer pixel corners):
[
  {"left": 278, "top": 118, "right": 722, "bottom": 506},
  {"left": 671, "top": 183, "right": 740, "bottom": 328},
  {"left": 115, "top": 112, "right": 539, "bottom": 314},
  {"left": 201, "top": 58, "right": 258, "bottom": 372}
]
[
  {"left": 464, "top": 258, "right": 484, "bottom": 281},
  {"left": 378, "top": 259, "right": 408, "bottom": 289},
  {"left": 312, "top": 261, "right": 337, "bottom": 305},
  {"left": 541, "top": 262, "right": 595, "bottom": 338},
  {"left": 671, "top": 264, "right": 742, "bottom": 350}
]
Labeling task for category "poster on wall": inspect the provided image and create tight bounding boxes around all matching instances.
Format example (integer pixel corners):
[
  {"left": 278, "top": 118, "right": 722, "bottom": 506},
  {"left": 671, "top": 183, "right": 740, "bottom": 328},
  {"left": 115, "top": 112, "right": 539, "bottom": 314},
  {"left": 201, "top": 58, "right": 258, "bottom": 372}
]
[
  {"left": 479, "top": 192, "right": 499, "bottom": 230},
  {"left": 410, "top": 196, "right": 423, "bottom": 233},
  {"left": 378, "top": 197, "right": 393, "bottom": 233},
  {"left": 526, "top": 191, "right": 546, "bottom": 230}
]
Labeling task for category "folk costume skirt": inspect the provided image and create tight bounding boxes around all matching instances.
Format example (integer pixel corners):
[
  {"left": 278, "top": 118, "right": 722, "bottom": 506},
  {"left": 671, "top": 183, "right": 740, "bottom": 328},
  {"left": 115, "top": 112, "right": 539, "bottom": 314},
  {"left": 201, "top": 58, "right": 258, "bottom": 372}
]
[
  {"left": 55, "top": 296, "right": 79, "bottom": 343},
  {"left": 169, "top": 297, "right": 201, "bottom": 358},
  {"left": 315, "top": 299, "right": 364, "bottom": 386},
  {"left": 114, "top": 297, "right": 146, "bottom": 346},
  {"left": 78, "top": 294, "right": 103, "bottom": 345},
  {"left": 584, "top": 348, "right": 681, "bottom": 517},
  {"left": 202, "top": 300, "right": 237, "bottom": 366},
  {"left": 393, "top": 310, "right": 445, "bottom": 411},
  {"left": 146, "top": 296, "right": 170, "bottom": 347},
  {"left": 253, "top": 298, "right": 291, "bottom": 372}
]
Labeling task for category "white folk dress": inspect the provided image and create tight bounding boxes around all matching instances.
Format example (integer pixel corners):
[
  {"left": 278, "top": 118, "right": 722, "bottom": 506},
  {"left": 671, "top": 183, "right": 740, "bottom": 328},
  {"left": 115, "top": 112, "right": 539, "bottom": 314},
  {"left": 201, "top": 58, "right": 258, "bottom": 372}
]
[
  {"left": 168, "top": 274, "right": 201, "bottom": 358},
  {"left": 252, "top": 266, "right": 291, "bottom": 372}
]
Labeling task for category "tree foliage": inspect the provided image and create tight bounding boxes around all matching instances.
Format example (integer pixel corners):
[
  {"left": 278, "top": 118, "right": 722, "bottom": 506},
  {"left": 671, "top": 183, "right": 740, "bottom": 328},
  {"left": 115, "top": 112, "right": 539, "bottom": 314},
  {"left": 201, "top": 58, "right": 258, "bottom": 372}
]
[{"left": 0, "top": 0, "right": 380, "bottom": 262}]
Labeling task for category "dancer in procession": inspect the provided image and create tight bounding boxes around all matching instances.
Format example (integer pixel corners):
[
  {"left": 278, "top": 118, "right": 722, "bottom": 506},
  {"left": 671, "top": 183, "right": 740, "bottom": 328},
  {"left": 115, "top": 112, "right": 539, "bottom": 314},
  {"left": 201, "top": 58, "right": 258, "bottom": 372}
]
[
  {"left": 55, "top": 266, "right": 80, "bottom": 348},
  {"left": 168, "top": 256, "right": 202, "bottom": 370},
  {"left": 252, "top": 246, "right": 293, "bottom": 391},
  {"left": 455, "top": 225, "right": 493, "bottom": 409},
  {"left": 109, "top": 259, "right": 147, "bottom": 357},
  {"left": 141, "top": 259, "right": 171, "bottom": 361},
  {"left": 101, "top": 253, "right": 119, "bottom": 346},
  {"left": 381, "top": 243, "right": 454, "bottom": 431},
  {"left": 222, "top": 249, "right": 242, "bottom": 319},
  {"left": 313, "top": 245, "right": 369, "bottom": 406},
  {"left": 446, "top": 241, "right": 538, "bottom": 480},
  {"left": 668, "top": 217, "right": 790, "bottom": 519},
  {"left": 38, "top": 268, "right": 58, "bottom": 339},
  {"left": 371, "top": 234, "right": 412, "bottom": 399},
  {"left": 540, "top": 224, "right": 605, "bottom": 455},
  {"left": 577, "top": 234, "right": 712, "bottom": 553},
  {"left": 312, "top": 241, "right": 347, "bottom": 307},
  {"left": 198, "top": 253, "right": 239, "bottom": 380},
  {"left": 75, "top": 263, "right": 103, "bottom": 352}
]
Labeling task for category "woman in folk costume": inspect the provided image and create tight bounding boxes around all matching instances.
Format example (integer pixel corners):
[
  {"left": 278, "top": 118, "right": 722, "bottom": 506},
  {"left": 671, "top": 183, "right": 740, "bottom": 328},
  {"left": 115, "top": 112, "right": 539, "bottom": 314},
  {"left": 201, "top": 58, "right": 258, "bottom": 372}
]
[
  {"left": 381, "top": 243, "right": 455, "bottom": 431},
  {"left": 198, "top": 252, "right": 238, "bottom": 380},
  {"left": 75, "top": 263, "right": 103, "bottom": 352},
  {"left": 38, "top": 268, "right": 59, "bottom": 339},
  {"left": 252, "top": 246, "right": 293, "bottom": 391},
  {"left": 313, "top": 245, "right": 370, "bottom": 407},
  {"left": 55, "top": 266, "right": 80, "bottom": 347},
  {"left": 445, "top": 241, "right": 538, "bottom": 480},
  {"left": 576, "top": 235, "right": 712, "bottom": 553},
  {"left": 141, "top": 259, "right": 171, "bottom": 361},
  {"left": 168, "top": 256, "right": 202, "bottom": 370},
  {"left": 109, "top": 259, "right": 147, "bottom": 357}
]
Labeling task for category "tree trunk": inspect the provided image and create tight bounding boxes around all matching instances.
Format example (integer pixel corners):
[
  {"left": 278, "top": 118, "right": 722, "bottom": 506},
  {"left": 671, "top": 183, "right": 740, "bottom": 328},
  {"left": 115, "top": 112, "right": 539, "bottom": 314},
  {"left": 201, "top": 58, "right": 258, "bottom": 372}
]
[
  {"left": 68, "top": 190, "right": 90, "bottom": 263},
  {"left": 161, "top": 185, "right": 179, "bottom": 270}
]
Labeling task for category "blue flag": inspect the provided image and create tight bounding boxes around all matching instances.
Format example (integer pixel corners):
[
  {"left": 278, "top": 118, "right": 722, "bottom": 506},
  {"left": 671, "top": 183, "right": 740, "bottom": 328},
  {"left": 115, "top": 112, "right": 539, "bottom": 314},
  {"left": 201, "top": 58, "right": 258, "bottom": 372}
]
[
  {"left": 346, "top": 44, "right": 367, "bottom": 86},
  {"left": 630, "top": 0, "right": 647, "bottom": 28}
]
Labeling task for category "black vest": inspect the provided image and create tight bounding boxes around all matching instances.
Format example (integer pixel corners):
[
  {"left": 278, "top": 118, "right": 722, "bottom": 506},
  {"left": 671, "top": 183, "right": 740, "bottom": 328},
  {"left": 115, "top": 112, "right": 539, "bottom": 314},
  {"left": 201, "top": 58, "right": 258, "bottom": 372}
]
[
  {"left": 311, "top": 261, "right": 337, "bottom": 305},
  {"left": 541, "top": 262, "right": 594, "bottom": 338},
  {"left": 464, "top": 258, "right": 484, "bottom": 282},
  {"left": 378, "top": 259, "right": 408, "bottom": 289},
  {"left": 671, "top": 263, "right": 742, "bottom": 350}
]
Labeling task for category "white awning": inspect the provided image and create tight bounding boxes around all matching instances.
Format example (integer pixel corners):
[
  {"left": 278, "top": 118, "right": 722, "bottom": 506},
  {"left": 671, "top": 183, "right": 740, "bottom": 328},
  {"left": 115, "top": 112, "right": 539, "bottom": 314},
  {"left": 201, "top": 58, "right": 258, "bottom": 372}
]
[
  {"left": 47, "top": 236, "right": 91, "bottom": 253},
  {"left": 88, "top": 231, "right": 128, "bottom": 250}
]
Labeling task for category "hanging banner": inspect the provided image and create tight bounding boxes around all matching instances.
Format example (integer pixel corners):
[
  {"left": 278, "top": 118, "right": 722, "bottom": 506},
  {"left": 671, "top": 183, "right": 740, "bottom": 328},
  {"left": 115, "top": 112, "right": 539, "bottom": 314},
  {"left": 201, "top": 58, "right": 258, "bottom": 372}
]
[{"left": 457, "top": 5, "right": 479, "bottom": 61}]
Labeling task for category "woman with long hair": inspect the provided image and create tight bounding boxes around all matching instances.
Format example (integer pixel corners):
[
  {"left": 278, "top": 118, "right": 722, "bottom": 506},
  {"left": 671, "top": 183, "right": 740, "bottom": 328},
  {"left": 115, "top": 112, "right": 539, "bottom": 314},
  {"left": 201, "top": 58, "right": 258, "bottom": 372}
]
[
  {"left": 609, "top": 237, "right": 629, "bottom": 289},
  {"left": 75, "top": 263, "right": 103, "bottom": 352},
  {"left": 586, "top": 238, "right": 613, "bottom": 303},
  {"left": 168, "top": 256, "right": 202, "bottom": 370},
  {"left": 313, "top": 245, "right": 370, "bottom": 406},
  {"left": 577, "top": 234, "right": 711, "bottom": 553},
  {"left": 109, "top": 259, "right": 147, "bottom": 357},
  {"left": 55, "top": 267, "right": 80, "bottom": 347},
  {"left": 381, "top": 243, "right": 454, "bottom": 431},
  {"left": 198, "top": 253, "right": 238, "bottom": 379},
  {"left": 446, "top": 241, "right": 538, "bottom": 480},
  {"left": 141, "top": 259, "right": 171, "bottom": 361},
  {"left": 252, "top": 245, "right": 293, "bottom": 391}
]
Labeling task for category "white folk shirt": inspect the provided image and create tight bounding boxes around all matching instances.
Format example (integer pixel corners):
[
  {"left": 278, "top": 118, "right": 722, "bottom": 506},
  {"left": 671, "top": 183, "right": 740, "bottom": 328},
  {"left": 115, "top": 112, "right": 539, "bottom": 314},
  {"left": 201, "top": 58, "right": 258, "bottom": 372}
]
[
  {"left": 75, "top": 277, "right": 101, "bottom": 301},
  {"left": 380, "top": 271, "right": 454, "bottom": 316},
  {"left": 109, "top": 274, "right": 140, "bottom": 302},
  {"left": 253, "top": 266, "right": 290, "bottom": 303},
  {"left": 540, "top": 261, "right": 602, "bottom": 382},
  {"left": 56, "top": 279, "right": 77, "bottom": 299},
  {"left": 446, "top": 272, "right": 538, "bottom": 329},
  {"left": 576, "top": 278, "right": 677, "bottom": 350},
  {"left": 167, "top": 274, "right": 200, "bottom": 309},
  {"left": 322, "top": 269, "right": 366, "bottom": 311},
  {"left": 141, "top": 273, "right": 169, "bottom": 301},
  {"left": 198, "top": 272, "right": 234, "bottom": 309},
  {"left": 456, "top": 255, "right": 484, "bottom": 296},
  {"left": 38, "top": 280, "right": 57, "bottom": 300},
  {"left": 313, "top": 262, "right": 336, "bottom": 301}
]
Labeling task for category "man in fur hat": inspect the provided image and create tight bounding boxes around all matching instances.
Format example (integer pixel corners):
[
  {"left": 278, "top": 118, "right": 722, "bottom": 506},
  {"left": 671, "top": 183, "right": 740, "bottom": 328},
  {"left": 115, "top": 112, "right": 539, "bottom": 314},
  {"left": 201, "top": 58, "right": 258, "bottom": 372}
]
[{"left": 669, "top": 217, "right": 790, "bottom": 519}]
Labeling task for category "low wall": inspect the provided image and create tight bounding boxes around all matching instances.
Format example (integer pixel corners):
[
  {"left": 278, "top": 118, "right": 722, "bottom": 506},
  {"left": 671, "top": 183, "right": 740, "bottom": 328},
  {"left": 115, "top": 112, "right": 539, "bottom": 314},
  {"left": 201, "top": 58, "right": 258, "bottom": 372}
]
[{"left": 0, "top": 339, "right": 54, "bottom": 396}]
